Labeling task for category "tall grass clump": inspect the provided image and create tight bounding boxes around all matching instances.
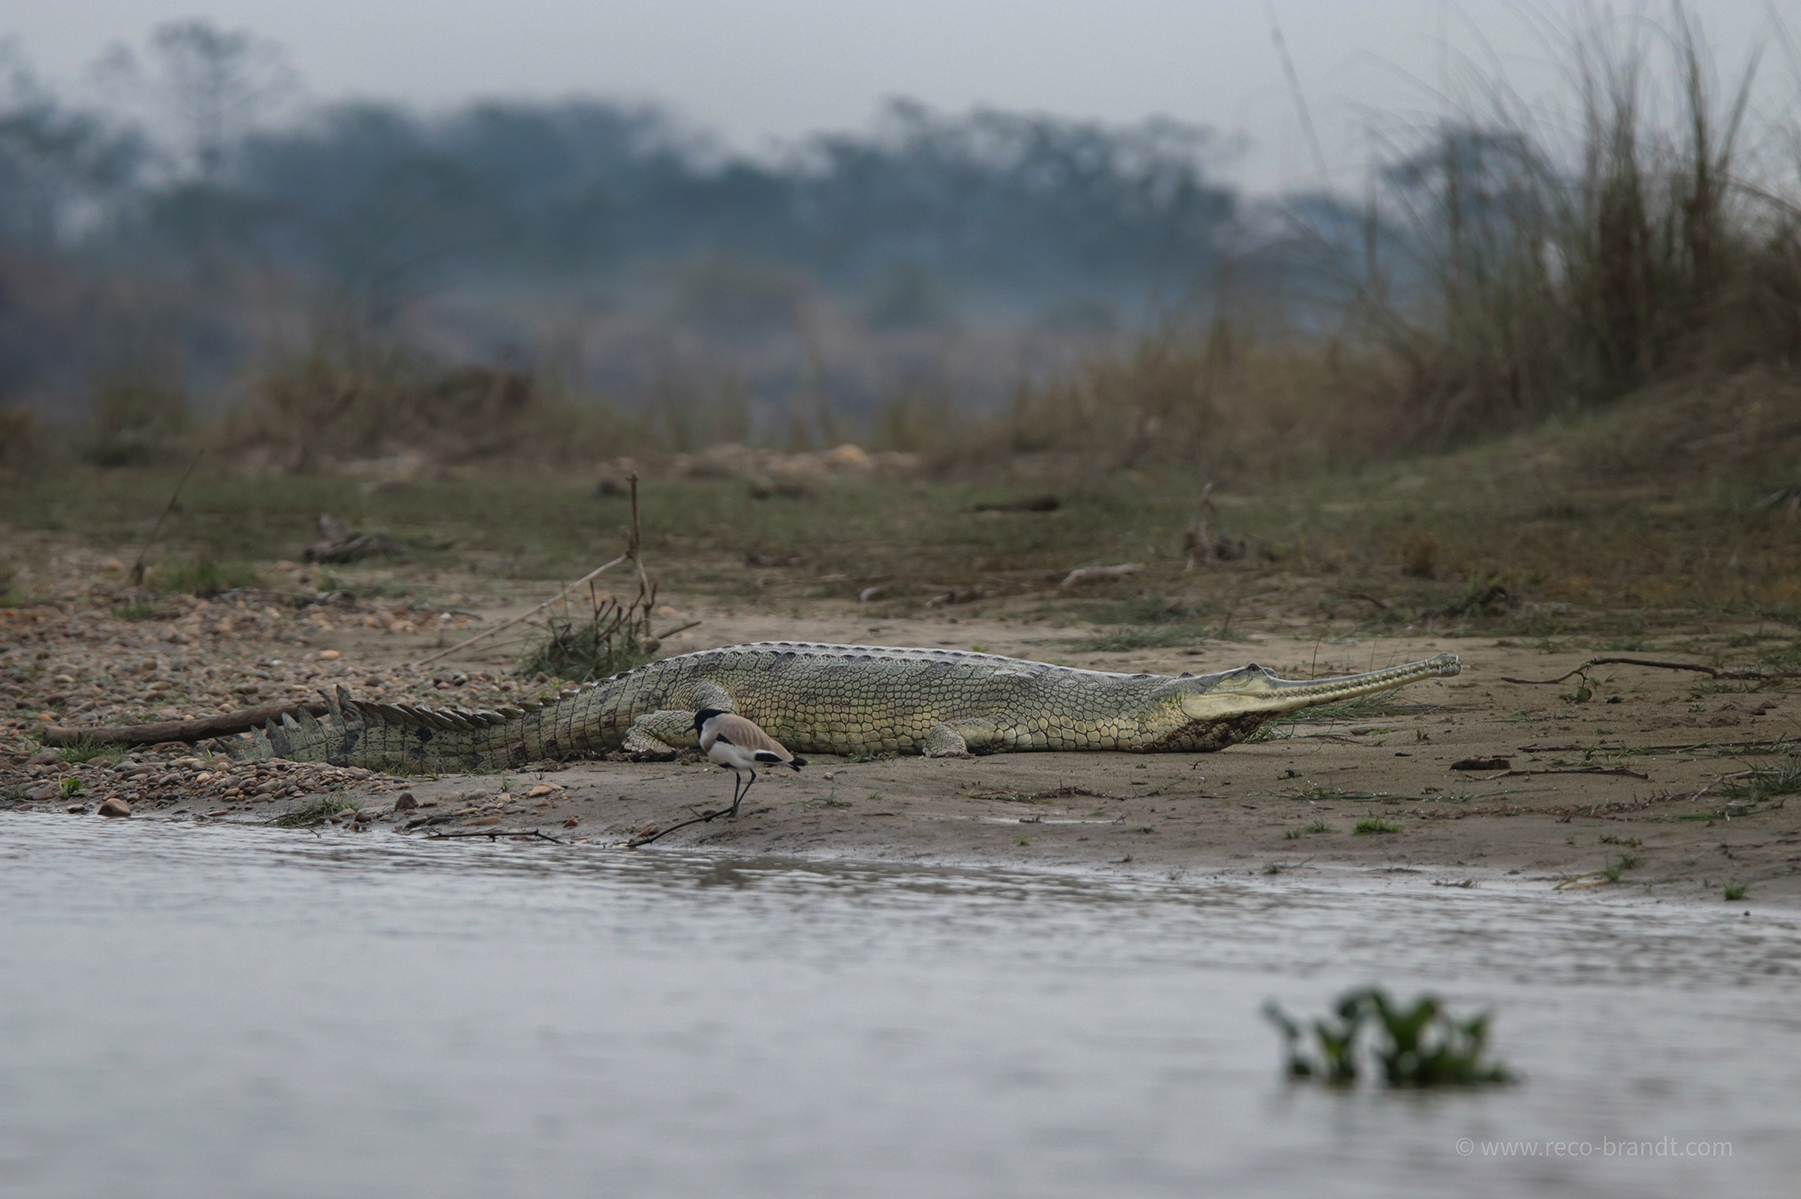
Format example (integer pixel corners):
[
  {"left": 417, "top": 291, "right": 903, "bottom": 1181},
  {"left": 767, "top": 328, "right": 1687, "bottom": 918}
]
[
  {"left": 961, "top": 5, "right": 1801, "bottom": 477},
  {"left": 1351, "top": 7, "right": 1772, "bottom": 444},
  {"left": 966, "top": 325, "right": 1391, "bottom": 479}
]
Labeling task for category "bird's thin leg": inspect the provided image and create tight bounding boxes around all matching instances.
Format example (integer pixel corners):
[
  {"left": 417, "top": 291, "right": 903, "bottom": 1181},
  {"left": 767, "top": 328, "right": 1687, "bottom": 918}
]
[{"left": 730, "top": 769, "right": 758, "bottom": 817}]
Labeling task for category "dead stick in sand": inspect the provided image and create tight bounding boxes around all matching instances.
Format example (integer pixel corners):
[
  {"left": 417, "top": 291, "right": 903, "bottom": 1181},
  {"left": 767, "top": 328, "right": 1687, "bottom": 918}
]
[
  {"left": 626, "top": 807, "right": 734, "bottom": 847},
  {"left": 425, "top": 829, "right": 566, "bottom": 843},
  {"left": 414, "top": 475, "right": 650, "bottom": 669},
  {"left": 1500, "top": 656, "right": 1780, "bottom": 685},
  {"left": 42, "top": 698, "right": 332, "bottom": 747},
  {"left": 130, "top": 450, "right": 204, "bottom": 588},
  {"left": 411, "top": 553, "right": 629, "bottom": 669}
]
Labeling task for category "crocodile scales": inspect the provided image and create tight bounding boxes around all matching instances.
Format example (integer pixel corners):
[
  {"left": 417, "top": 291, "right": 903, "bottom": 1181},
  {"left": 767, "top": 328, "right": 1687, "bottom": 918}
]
[{"left": 230, "top": 641, "right": 1461, "bottom": 772}]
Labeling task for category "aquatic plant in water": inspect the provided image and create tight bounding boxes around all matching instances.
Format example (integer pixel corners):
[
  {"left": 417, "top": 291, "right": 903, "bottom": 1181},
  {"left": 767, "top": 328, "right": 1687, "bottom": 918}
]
[{"left": 1261, "top": 987, "right": 1513, "bottom": 1087}]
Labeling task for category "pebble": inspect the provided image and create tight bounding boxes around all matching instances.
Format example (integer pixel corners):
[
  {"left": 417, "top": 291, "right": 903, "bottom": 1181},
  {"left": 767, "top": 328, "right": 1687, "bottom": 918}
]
[
  {"left": 562, "top": 816, "right": 580, "bottom": 828},
  {"left": 97, "top": 797, "right": 132, "bottom": 818},
  {"left": 27, "top": 749, "right": 62, "bottom": 767},
  {"left": 468, "top": 815, "right": 501, "bottom": 826},
  {"left": 393, "top": 792, "right": 419, "bottom": 812},
  {"left": 527, "top": 784, "right": 558, "bottom": 798},
  {"left": 27, "top": 783, "right": 59, "bottom": 801}
]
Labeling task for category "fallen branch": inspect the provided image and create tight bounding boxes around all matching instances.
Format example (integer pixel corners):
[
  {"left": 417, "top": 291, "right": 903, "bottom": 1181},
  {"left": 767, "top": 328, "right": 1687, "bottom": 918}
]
[
  {"left": 42, "top": 699, "right": 331, "bottom": 747},
  {"left": 1500, "top": 656, "right": 1778, "bottom": 685}
]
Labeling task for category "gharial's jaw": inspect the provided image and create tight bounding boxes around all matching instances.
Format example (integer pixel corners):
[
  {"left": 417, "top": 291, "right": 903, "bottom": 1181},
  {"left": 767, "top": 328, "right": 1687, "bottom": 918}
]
[{"left": 1175, "top": 653, "right": 1461, "bottom": 722}]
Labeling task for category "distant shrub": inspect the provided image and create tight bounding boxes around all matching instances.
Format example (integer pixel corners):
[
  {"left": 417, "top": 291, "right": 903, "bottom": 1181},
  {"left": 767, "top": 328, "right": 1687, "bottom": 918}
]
[
  {"left": 0, "top": 405, "right": 41, "bottom": 471},
  {"left": 225, "top": 346, "right": 658, "bottom": 472},
  {"left": 81, "top": 376, "right": 191, "bottom": 468}
]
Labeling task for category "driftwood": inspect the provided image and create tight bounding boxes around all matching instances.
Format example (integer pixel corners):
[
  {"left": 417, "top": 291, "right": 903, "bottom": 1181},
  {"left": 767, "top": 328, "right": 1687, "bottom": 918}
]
[
  {"left": 1060, "top": 563, "right": 1144, "bottom": 588},
  {"left": 42, "top": 698, "right": 332, "bottom": 747},
  {"left": 304, "top": 515, "right": 408, "bottom": 564},
  {"left": 1500, "top": 656, "right": 1778, "bottom": 685}
]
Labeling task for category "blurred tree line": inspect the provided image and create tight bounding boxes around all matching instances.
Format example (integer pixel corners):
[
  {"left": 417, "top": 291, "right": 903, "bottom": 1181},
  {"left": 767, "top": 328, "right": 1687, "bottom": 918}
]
[{"left": 0, "top": 19, "right": 1242, "bottom": 431}]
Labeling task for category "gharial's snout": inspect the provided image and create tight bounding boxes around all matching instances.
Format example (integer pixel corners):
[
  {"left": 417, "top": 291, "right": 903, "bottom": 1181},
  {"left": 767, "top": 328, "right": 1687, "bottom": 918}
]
[{"left": 1177, "top": 652, "right": 1462, "bottom": 721}]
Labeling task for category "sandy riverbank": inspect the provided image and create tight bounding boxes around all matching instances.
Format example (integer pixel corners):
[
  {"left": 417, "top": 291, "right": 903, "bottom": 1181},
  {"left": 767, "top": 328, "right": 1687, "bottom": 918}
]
[{"left": 6, "top": 577, "right": 1798, "bottom": 903}]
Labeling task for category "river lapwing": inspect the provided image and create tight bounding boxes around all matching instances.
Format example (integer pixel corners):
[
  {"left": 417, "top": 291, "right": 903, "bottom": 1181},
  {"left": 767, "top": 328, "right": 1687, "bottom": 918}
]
[{"left": 693, "top": 709, "right": 807, "bottom": 816}]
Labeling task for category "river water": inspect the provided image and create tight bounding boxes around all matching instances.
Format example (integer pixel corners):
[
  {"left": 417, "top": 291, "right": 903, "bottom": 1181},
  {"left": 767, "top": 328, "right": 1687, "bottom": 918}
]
[{"left": 2, "top": 813, "right": 1796, "bottom": 1198}]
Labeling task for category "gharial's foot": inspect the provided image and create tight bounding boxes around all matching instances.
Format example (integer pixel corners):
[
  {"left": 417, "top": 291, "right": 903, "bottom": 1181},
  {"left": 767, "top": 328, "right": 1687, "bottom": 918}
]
[{"left": 922, "top": 723, "right": 973, "bottom": 758}]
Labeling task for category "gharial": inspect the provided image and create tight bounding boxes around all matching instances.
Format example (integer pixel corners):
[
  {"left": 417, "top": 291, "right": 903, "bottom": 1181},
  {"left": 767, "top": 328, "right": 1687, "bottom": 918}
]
[{"left": 227, "top": 641, "right": 1461, "bottom": 772}]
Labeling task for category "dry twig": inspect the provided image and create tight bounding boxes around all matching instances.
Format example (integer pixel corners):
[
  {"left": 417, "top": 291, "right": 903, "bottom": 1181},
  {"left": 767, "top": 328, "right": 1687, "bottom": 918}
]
[
  {"left": 129, "top": 450, "right": 203, "bottom": 587},
  {"left": 424, "top": 828, "right": 566, "bottom": 843},
  {"left": 1500, "top": 656, "right": 1778, "bottom": 685}
]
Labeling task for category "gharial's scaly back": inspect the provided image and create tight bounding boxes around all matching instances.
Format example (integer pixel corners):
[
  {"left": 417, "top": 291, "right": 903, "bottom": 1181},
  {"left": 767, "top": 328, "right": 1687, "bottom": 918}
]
[{"left": 229, "top": 641, "right": 1460, "bottom": 771}]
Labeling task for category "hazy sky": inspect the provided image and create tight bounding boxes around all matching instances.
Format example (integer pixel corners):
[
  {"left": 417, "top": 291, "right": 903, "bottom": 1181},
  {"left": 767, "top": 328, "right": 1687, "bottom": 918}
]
[{"left": 4, "top": 1, "right": 1788, "bottom": 194}]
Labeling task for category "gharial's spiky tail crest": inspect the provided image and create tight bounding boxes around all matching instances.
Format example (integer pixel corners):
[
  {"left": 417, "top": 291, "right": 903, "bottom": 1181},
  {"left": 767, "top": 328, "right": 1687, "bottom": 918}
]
[{"left": 226, "top": 685, "right": 549, "bottom": 766}]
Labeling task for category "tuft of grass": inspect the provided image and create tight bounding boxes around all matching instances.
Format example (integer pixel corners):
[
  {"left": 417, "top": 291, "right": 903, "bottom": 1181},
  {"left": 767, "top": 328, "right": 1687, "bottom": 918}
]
[
  {"left": 1353, "top": 818, "right": 1402, "bottom": 835},
  {"left": 1600, "top": 852, "right": 1641, "bottom": 884},
  {"left": 1262, "top": 987, "right": 1513, "bottom": 1087},
  {"left": 1723, "top": 882, "right": 1748, "bottom": 901},
  {"left": 1724, "top": 760, "right": 1801, "bottom": 804},
  {"left": 153, "top": 553, "right": 262, "bottom": 598},
  {"left": 273, "top": 795, "right": 356, "bottom": 828},
  {"left": 57, "top": 738, "right": 126, "bottom": 766},
  {"left": 522, "top": 594, "right": 658, "bottom": 683}
]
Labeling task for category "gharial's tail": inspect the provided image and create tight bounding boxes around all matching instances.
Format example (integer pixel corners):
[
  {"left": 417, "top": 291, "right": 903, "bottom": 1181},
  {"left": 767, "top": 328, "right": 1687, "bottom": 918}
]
[
  {"left": 226, "top": 686, "right": 363, "bottom": 764},
  {"left": 224, "top": 685, "right": 539, "bottom": 769}
]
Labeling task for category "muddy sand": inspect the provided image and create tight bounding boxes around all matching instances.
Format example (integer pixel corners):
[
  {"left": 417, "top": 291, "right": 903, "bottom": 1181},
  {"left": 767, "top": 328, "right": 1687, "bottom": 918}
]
[{"left": 5, "top": 581, "right": 1798, "bottom": 903}]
